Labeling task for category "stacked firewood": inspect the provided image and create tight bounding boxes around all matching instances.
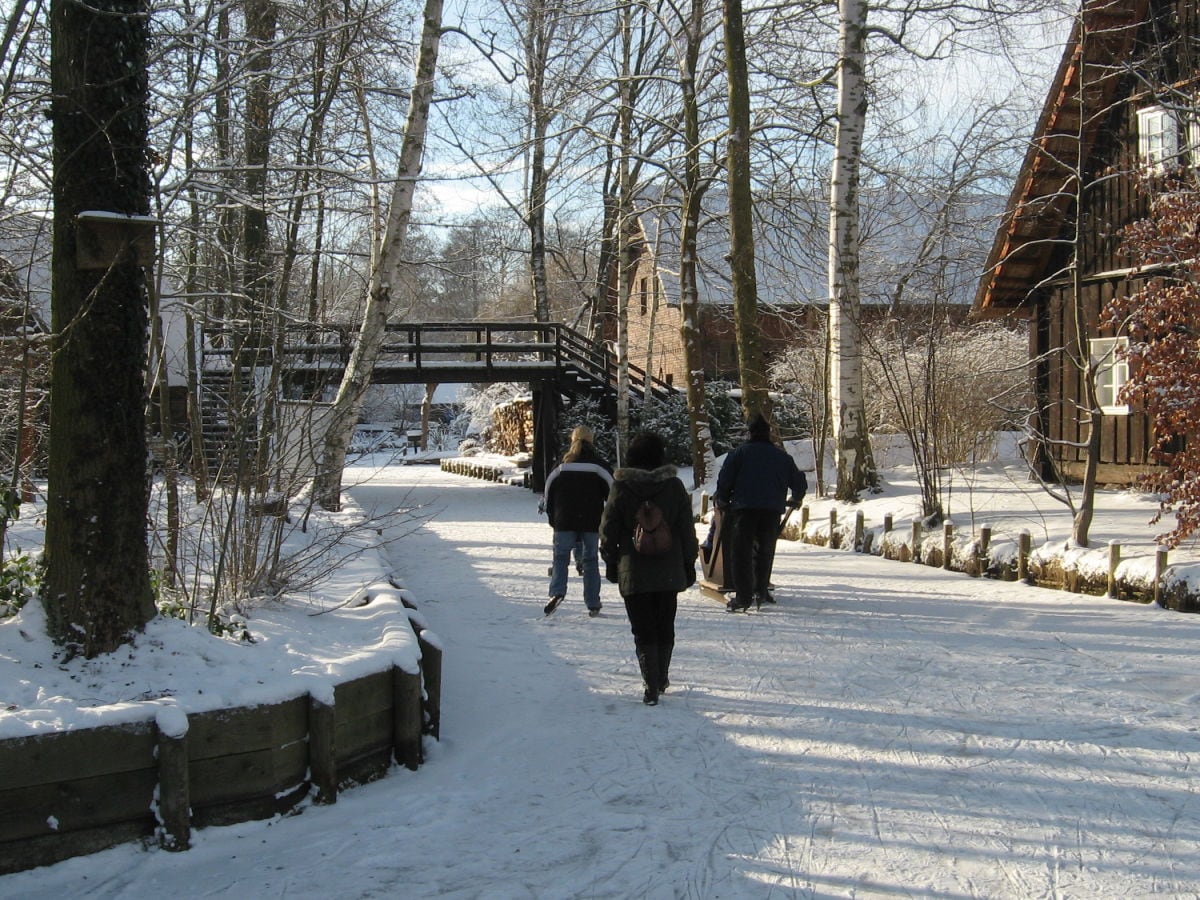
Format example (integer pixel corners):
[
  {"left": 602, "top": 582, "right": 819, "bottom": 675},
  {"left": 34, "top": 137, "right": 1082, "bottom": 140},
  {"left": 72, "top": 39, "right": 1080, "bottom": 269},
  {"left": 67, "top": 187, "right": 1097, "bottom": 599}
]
[{"left": 487, "top": 397, "right": 533, "bottom": 454}]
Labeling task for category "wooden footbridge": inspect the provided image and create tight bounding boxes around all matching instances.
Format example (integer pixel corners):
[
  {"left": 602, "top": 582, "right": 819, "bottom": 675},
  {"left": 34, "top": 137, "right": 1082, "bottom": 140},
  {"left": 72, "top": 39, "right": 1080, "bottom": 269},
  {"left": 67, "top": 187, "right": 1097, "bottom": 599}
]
[{"left": 199, "top": 321, "right": 677, "bottom": 489}]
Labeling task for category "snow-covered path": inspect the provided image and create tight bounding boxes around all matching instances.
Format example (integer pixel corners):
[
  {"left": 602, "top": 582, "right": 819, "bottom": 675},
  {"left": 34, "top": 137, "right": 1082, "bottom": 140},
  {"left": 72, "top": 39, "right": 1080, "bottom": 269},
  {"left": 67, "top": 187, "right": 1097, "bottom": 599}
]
[{"left": 5, "top": 463, "right": 1200, "bottom": 898}]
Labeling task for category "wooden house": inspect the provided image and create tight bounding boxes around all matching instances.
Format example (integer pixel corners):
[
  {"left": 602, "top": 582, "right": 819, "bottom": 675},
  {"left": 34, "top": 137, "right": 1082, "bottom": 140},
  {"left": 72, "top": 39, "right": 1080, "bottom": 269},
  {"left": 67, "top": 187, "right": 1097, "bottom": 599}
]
[
  {"left": 610, "top": 185, "right": 985, "bottom": 391},
  {"left": 975, "top": 0, "right": 1200, "bottom": 484},
  {"left": 601, "top": 216, "right": 821, "bottom": 389}
]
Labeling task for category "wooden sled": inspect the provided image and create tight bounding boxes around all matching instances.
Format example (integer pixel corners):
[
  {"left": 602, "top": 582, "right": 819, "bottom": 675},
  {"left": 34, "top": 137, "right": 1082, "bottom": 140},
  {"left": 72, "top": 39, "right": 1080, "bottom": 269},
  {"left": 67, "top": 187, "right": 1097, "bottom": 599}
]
[{"left": 697, "top": 506, "right": 733, "bottom": 605}]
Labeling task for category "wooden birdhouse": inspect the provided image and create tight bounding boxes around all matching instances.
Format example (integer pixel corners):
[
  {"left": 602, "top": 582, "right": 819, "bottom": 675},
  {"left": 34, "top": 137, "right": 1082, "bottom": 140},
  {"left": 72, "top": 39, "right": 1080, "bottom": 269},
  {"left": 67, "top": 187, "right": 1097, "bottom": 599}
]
[{"left": 75, "top": 210, "right": 159, "bottom": 270}]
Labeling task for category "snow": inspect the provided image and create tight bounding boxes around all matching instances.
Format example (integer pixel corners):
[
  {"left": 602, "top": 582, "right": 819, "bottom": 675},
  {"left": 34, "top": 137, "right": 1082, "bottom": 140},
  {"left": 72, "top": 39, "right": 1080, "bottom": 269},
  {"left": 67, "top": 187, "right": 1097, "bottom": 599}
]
[{"left": 3, "top": 446, "right": 1200, "bottom": 897}]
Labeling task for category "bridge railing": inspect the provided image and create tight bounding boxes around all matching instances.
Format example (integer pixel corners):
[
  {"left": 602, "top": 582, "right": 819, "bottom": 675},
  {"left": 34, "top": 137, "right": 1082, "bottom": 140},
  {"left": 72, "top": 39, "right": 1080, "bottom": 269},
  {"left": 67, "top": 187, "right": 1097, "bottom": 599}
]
[
  {"left": 553, "top": 326, "right": 674, "bottom": 401},
  {"left": 201, "top": 321, "right": 676, "bottom": 399}
]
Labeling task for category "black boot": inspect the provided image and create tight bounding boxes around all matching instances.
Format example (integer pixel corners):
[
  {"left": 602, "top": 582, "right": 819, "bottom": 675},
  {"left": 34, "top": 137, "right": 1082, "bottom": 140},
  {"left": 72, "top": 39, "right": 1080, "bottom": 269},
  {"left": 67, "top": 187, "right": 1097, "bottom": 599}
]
[
  {"left": 636, "top": 645, "right": 659, "bottom": 705},
  {"left": 659, "top": 644, "right": 673, "bottom": 693}
]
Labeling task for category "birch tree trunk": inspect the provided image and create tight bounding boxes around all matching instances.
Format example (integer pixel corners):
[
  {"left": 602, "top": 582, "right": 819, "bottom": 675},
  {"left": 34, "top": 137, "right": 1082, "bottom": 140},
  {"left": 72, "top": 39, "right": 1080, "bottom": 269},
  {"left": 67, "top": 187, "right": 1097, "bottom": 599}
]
[
  {"left": 828, "top": 0, "right": 877, "bottom": 501},
  {"left": 420, "top": 382, "right": 436, "bottom": 451},
  {"left": 314, "top": 0, "right": 442, "bottom": 510},
  {"left": 723, "top": 0, "right": 768, "bottom": 420}
]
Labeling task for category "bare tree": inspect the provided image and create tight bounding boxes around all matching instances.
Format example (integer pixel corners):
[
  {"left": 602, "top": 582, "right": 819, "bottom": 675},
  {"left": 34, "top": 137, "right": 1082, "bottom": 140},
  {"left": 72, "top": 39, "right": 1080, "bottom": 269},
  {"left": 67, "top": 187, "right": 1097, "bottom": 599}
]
[
  {"left": 723, "top": 0, "right": 769, "bottom": 420},
  {"left": 315, "top": 0, "right": 445, "bottom": 511},
  {"left": 828, "top": 0, "right": 877, "bottom": 500}
]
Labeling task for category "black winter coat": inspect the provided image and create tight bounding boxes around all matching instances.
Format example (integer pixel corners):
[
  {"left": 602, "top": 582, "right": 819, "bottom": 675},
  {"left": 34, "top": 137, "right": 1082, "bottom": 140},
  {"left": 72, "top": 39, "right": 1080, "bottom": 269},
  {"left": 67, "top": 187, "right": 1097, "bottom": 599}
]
[
  {"left": 714, "top": 437, "right": 807, "bottom": 514},
  {"left": 600, "top": 465, "right": 699, "bottom": 597},
  {"left": 543, "top": 444, "right": 613, "bottom": 532}
]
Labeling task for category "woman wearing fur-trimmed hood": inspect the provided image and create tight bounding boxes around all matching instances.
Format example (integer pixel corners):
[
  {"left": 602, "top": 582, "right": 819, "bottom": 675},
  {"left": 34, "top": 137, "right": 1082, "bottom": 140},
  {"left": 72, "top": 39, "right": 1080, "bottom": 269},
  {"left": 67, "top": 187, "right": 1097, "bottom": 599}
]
[{"left": 599, "top": 431, "right": 698, "bottom": 706}]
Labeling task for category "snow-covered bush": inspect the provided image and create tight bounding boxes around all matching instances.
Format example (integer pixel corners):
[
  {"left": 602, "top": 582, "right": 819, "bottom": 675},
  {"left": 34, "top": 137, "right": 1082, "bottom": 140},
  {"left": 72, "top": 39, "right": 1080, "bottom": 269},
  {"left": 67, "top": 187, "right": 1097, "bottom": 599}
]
[
  {"left": 0, "top": 551, "right": 37, "bottom": 619},
  {"left": 559, "top": 397, "right": 618, "bottom": 463},
  {"left": 704, "top": 380, "right": 744, "bottom": 457},
  {"left": 635, "top": 394, "right": 692, "bottom": 465}
]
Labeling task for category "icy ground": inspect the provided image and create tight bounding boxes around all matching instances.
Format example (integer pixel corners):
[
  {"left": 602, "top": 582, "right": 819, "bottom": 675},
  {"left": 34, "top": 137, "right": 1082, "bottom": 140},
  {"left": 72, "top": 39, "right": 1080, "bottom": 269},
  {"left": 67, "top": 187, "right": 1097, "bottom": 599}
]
[{"left": 3, "top": 461, "right": 1200, "bottom": 898}]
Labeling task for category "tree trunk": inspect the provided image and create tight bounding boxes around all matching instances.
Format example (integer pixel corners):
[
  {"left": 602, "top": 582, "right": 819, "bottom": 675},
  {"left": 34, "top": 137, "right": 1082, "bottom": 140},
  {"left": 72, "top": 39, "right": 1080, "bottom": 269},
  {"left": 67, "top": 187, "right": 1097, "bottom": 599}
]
[
  {"left": 314, "top": 0, "right": 443, "bottom": 510},
  {"left": 1069, "top": 12, "right": 1099, "bottom": 547},
  {"left": 45, "top": 0, "right": 156, "bottom": 654},
  {"left": 723, "top": 0, "right": 768, "bottom": 420},
  {"left": 678, "top": 0, "right": 714, "bottom": 485},
  {"left": 828, "top": 0, "right": 877, "bottom": 501},
  {"left": 524, "top": 1, "right": 552, "bottom": 323},
  {"left": 420, "top": 382, "right": 436, "bottom": 451},
  {"left": 615, "top": 2, "right": 634, "bottom": 463}
]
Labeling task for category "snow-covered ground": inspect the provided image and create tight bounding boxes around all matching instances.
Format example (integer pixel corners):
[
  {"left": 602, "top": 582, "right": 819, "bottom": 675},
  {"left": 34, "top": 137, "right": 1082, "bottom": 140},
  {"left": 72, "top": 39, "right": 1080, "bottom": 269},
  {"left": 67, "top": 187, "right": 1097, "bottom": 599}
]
[{"left": 3, "top": 449, "right": 1200, "bottom": 897}]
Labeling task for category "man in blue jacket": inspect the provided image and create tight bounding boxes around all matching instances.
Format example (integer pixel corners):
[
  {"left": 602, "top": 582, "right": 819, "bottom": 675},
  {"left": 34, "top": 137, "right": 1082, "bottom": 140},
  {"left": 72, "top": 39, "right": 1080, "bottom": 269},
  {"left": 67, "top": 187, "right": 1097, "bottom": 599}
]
[
  {"left": 714, "top": 413, "right": 807, "bottom": 611},
  {"left": 541, "top": 426, "right": 614, "bottom": 616}
]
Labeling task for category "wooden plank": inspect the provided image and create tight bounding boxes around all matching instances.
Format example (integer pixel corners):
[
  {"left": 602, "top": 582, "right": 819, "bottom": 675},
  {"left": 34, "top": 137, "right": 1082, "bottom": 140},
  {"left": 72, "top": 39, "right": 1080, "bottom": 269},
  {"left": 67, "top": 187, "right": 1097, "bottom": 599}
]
[
  {"left": 187, "top": 695, "right": 306, "bottom": 760},
  {"left": 0, "top": 721, "right": 156, "bottom": 790},
  {"left": 0, "top": 820, "right": 150, "bottom": 876},
  {"left": 393, "top": 668, "right": 422, "bottom": 771},
  {"left": 337, "top": 746, "right": 393, "bottom": 788},
  {"left": 188, "top": 738, "right": 308, "bottom": 808},
  {"left": 308, "top": 696, "right": 338, "bottom": 805},
  {"left": 191, "top": 782, "right": 309, "bottom": 829},
  {"left": 336, "top": 707, "right": 393, "bottom": 762},
  {"left": 334, "top": 670, "right": 393, "bottom": 722},
  {"left": 418, "top": 633, "right": 442, "bottom": 740},
  {"left": 0, "top": 766, "right": 157, "bottom": 841}
]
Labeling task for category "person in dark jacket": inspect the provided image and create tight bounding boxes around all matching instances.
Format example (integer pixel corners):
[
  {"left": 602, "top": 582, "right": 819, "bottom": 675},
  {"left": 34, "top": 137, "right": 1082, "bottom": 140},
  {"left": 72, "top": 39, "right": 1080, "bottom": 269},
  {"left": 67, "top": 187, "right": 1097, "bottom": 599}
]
[
  {"left": 541, "top": 425, "right": 613, "bottom": 616},
  {"left": 714, "top": 413, "right": 807, "bottom": 612},
  {"left": 600, "top": 431, "right": 699, "bottom": 706}
]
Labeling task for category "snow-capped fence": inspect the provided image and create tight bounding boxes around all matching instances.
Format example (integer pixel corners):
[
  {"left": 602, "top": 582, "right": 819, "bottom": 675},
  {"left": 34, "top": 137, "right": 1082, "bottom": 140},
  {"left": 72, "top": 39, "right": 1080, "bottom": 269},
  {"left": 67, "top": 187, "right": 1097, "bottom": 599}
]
[
  {"left": 0, "top": 599, "right": 442, "bottom": 875},
  {"left": 715, "top": 495, "right": 1199, "bottom": 614}
]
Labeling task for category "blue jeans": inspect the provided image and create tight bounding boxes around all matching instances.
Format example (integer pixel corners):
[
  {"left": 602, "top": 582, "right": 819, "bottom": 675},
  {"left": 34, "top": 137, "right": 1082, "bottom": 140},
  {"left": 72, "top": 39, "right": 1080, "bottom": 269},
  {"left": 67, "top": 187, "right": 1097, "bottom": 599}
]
[{"left": 550, "top": 530, "right": 601, "bottom": 610}]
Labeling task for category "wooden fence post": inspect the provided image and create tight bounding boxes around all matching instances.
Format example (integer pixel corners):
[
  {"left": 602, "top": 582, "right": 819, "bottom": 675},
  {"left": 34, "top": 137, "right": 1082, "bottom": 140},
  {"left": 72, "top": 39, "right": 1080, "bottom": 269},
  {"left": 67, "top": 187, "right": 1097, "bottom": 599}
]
[
  {"left": 942, "top": 521, "right": 954, "bottom": 570},
  {"left": 854, "top": 510, "right": 864, "bottom": 552},
  {"left": 975, "top": 524, "right": 991, "bottom": 578},
  {"left": 1155, "top": 545, "right": 1169, "bottom": 606},
  {"left": 417, "top": 632, "right": 443, "bottom": 741},
  {"left": 883, "top": 513, "right": 893, "bottom": 533},
  {"left": 1017, "top": 530, "right": 1031, "bottom": 582},
  {"left": 393, "top": 666, "right": 423, "bottom": 771},
  {"left": 829, "top": 508, "right": 839, "bottom": 549},
  {"left": 308, "top": 692, "right": 338, "bottom": 805},
  {"left": 155, "top": 711, "right": 190, "bottom": 851},
  {"left": 1107, "top": 541, "right": 1121, "bottom": 599},
  {"left": 800, "top": 505, "right": 810, "bottom": 529},
  {"left": 910, "top": 519, "right": 922, "bottom": 563}
]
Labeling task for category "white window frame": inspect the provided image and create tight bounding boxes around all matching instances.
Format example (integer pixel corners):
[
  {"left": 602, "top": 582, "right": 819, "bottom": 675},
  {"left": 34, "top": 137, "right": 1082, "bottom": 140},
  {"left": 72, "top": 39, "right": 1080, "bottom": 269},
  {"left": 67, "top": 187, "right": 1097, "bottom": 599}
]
[
  {"left": 1138, "top": 105, "right": 1180, "bottom": 171},
  {"left": 1187, "top": 104, "right": 1200, "bottom": 167},
  {"left": 1090, "top": 336, "right": 1130, "bottom": 416}
]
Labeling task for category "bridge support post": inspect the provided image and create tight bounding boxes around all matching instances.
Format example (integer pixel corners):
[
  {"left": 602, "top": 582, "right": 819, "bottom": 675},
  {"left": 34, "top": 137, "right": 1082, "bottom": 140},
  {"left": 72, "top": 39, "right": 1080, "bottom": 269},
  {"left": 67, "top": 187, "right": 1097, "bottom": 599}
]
[{"left": 530, "top": 381, "right": 561, "bottom": 492}]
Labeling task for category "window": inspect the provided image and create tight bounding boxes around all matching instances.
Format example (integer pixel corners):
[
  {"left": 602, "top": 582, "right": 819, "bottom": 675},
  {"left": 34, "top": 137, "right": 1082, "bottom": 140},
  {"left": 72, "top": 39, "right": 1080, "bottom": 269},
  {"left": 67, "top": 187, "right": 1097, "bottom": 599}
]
[
  {"left": 1090, "top": 336, "right": 1130, "bottom": 415},
  {"left": 1138, "top": 105, "right": 1179, "bottom": 170},
  {"left": 1187, "top": 104, "right": 1200, "bottom": 166}
]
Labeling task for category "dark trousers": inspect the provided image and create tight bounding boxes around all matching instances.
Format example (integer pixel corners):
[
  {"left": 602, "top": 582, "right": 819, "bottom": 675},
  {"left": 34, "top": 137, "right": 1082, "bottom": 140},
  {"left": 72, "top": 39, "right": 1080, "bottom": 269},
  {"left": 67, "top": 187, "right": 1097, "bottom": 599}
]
[
  {"left": 622, "top": 590, "right": 677, "bottom": 654},
  {"left": 729, "top": 508, "right": 780, "bottom": 605},
  {"left": 622, "top": 590, "right": 677, "bottom": 694}
]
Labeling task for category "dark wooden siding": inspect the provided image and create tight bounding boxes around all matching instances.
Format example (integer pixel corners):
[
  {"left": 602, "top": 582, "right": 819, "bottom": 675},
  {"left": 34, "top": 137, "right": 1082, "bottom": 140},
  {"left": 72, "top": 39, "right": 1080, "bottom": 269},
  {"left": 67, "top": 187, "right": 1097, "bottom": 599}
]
[{"left": 1030, "top": 0, "right": 1197, "bottom": 482}]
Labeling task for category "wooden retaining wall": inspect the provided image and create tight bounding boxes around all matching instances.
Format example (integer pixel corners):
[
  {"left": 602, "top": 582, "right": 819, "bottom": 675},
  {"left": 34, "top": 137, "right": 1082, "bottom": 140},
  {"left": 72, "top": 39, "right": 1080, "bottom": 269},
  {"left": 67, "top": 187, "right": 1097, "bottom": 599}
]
[{"left": 0, "top": 615, "right": 442, "bottom": 875}]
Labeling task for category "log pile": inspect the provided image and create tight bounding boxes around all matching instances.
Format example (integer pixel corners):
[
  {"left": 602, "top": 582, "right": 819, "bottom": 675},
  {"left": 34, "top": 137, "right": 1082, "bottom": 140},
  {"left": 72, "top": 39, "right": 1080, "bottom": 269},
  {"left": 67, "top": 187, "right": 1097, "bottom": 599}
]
[{"left": 487, "top": 397, "right": 533, "bottom": 454}]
